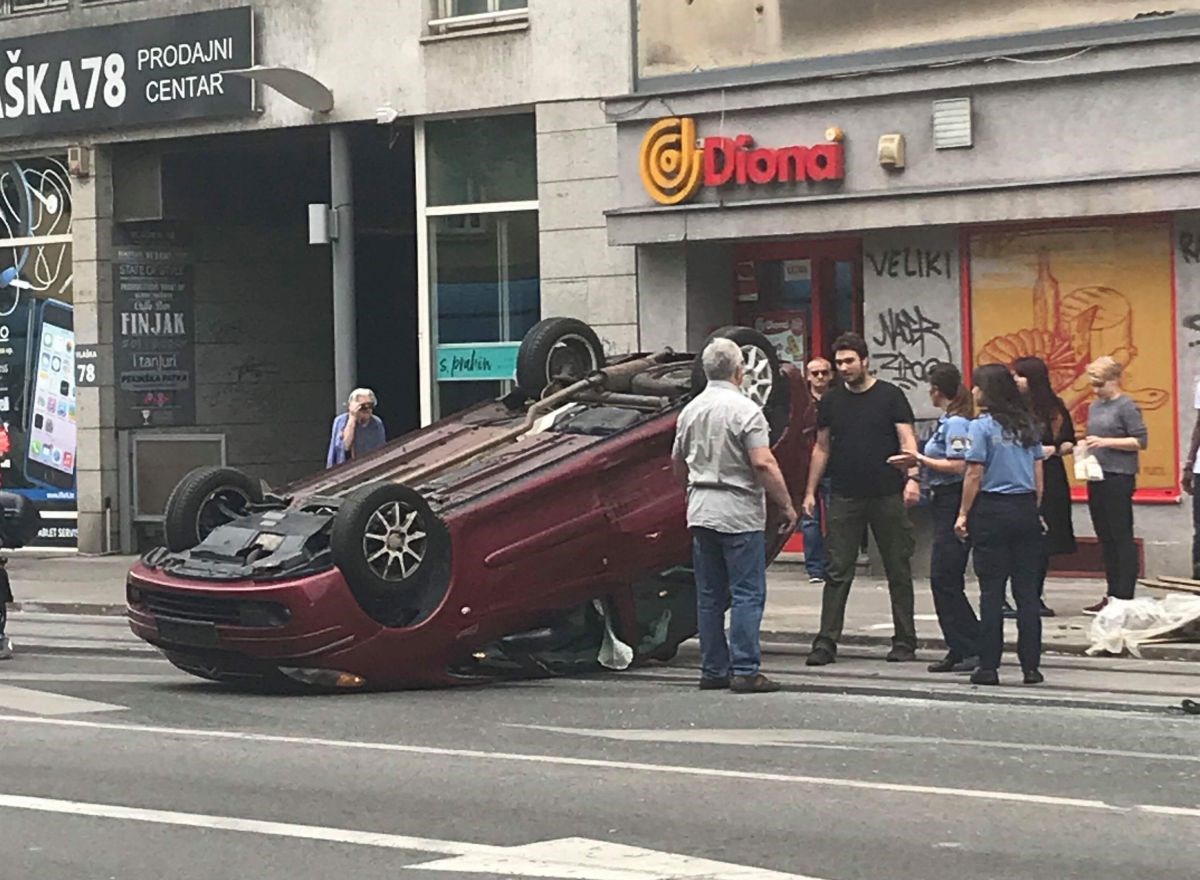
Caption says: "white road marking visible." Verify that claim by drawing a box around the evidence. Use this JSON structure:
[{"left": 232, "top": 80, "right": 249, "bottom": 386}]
[
  {"left": 0, "top": 714, "right": 1139, "bottom": 814},
  {"left": 514, "top": 725, "right": 1200, "bottom": 765},
  {"left": 0, "top": 686, "right": 126, "bottom": 716},
  {"left": 1136, "top": 804, "right": 1200, "bottom": 818},
  {"left": 0, "top": 794, "right": 821, "bottom": 880},
  {"left": 0, "top": 673, "right": 179, "bottom": 684},
  {"left": 417, "top": 836, "right": 821, "bottom": 879}
]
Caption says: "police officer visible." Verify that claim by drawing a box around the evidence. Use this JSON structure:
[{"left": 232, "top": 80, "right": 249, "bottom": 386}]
[
  {"left": 954, "top": 364, "right": 1046, "bottom": 686},
  {"left": 892, "top": 363, "right": 978, "bottom": 673}
]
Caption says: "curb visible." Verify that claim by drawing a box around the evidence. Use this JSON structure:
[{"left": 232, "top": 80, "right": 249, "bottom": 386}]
[
  {"left": 9, "top": 642, "right": 157, "bottom": 658},
  {"left": 760, "top": 629, "right": 1200, "bottom": 663}
]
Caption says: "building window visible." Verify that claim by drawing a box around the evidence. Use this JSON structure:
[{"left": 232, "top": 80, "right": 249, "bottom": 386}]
[
  {"left": 418, "top": 114, "right": 539, "bottom": 420},
  {"left": 429, "top": 0, "right": 528, "bottom": 33},
  {"left": 2, "top": 0, "right": 67, "bottom": 14}
]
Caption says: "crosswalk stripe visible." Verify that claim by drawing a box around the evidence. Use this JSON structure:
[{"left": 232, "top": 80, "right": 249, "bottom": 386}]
[{"left": 0, "top": 684, "right": 126, "bottom": 716}]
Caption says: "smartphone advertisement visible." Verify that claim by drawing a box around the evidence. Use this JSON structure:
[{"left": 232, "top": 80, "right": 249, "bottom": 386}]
[{"left": 1, "top": 156, "right": 77, "bottom": 548}]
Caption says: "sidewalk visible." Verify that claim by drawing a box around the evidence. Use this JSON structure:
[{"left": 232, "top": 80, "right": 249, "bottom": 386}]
[{"left": 3, "top": 552, "right": 1199, "bottom": 661}]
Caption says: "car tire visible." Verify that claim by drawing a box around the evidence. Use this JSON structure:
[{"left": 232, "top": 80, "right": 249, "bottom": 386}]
[
  {"left": 691, "top": 326, "right": 791, "bottom": 441},
  {"left": 516, "top": 317, "right": 606, "bottom": 398},
  {"left": 330, "top": 482, "right": 451, "bottom": 627},
  {"left": 629, "top": 362, "right": 693, "bottom": 398},
  {"left": 163, "top": 467, "right": 263, "bottom": 552}
]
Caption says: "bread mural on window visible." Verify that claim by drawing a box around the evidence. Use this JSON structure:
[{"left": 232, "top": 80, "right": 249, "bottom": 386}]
[{"left": 969, "top": 224, "right": 1176, "bottom": 493}]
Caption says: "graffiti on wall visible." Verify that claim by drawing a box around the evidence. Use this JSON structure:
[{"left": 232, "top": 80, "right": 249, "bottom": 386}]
[
  {"left": 870, "top": 304, "right": 953, "bottom": 390},
  {"left": 970, "top": 224, "right": 1176, "bottom": 488}
]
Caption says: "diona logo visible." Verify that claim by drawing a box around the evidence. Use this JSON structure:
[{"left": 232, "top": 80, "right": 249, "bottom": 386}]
[
  {"left": 638, "top": 116, "right": 845, "bottom": 206},
  {"left": 638, "top": 117, "right": 703, "bottom": 206}
]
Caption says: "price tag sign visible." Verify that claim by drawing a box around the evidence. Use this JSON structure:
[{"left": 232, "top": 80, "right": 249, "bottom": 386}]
[{"left": 75, "top": 344, "right": 102, "bottom": 387}]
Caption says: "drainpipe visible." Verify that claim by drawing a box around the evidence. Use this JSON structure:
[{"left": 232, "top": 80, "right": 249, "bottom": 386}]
[{"left": 330, "top": 126, "right": 357, "bottom": 406}]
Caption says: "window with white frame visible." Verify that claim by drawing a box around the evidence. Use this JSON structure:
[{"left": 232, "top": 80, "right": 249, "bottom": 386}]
[
  {"left": 430, "top": 0, "right": 528, "bottom": 33},
  {"left": 418, "top": 114, "right": 539, "bottom": 420},
  {"left": 2, "top": 0, "right": 67, "bottom": 14}
]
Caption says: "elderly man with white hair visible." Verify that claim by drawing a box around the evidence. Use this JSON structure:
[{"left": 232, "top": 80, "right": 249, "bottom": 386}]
[
  {"left": 671, "top": 338, "right": 797, "bottom": 694},
  {"left": 326, "top": 387, "right": 387, "bottom": 468}
]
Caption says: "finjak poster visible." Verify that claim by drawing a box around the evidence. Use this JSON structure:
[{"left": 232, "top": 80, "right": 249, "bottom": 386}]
[
  {"left": 0, "top": 157, "right": 77, "bottom": 548},
  {"left": 114, "top": 224, "right": 195, "bottom": 429}
]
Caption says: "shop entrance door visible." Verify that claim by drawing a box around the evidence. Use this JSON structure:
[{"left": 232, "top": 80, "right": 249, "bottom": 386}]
[{"left": 732, "top": 238, "right": 862, "bottom": 366}]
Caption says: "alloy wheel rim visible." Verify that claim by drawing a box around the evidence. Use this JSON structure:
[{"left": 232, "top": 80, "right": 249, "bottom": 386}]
[
  {"left": 363, "top": 501, "right": 428, "bottom": 582},
  {"left": 740, "top": 344, "right": 774, "bottom": 407}
]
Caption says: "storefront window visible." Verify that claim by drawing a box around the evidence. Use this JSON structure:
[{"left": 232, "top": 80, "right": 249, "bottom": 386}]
[
  {"left": 421, "top": 113, "right": 539, "bottom": 420},
  {"left": 425, "top": 115, "right": 537, "bottom": 206},
  {"left": 969, "top": 222, "right": 1177, "bottom": 499},
  {"left": 0, "top": 156, "right": 77, "bottom": 547},
  {"left": 430, "top": 211, "right": 540, "bottom": 415}
]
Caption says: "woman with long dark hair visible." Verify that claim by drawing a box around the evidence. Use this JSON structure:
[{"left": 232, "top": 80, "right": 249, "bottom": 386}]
[
  {"left": 955, "top": 364, "right": 1046, "bottom": 685},
  {"left": 1012, "top": 356, "right": 1076, "bottom": 617}
]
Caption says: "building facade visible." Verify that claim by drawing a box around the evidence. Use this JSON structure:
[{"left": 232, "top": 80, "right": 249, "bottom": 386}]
[
  {"left": 0, "top": 0, "right": 637, "bottom": 553},
  {"left": 607, "top": 1, "right": 1200, "bottom": 576}
]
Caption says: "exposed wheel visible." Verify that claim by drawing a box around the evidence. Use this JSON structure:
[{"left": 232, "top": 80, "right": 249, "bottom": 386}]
[
  {"left": 330, "top": 482, "right": 451, "bottom": 627},
  {"left": 630, "top": 362, "right": 693, "bottom": 397},
  {"left": 516, "top": 317, "right": 606, "bottom": 398},
  {"left": 163, "top": 467, "right": 262, "bottom": 552},
  {"left": 691, "top": 326, "right": 791, "bottom": 440}
]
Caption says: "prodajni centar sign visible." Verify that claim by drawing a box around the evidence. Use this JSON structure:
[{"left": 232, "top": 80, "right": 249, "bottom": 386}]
[{"left": 0, "top": 7, "right": 254, "bottom": 139}]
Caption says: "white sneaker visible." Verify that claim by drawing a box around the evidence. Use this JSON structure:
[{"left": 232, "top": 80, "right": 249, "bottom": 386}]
[{"left": 0, "top": 636, "right": 12, "bottom": 660}]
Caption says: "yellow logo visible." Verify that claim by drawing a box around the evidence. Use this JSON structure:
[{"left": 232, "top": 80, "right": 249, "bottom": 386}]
[{"left": 639, "top": 117, "right": 703, "bottom": 205}]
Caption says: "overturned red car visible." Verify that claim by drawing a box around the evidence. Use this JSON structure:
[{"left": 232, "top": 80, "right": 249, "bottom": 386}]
[{"left": 126, "top": 318, "right": 812, "bottom": 689}]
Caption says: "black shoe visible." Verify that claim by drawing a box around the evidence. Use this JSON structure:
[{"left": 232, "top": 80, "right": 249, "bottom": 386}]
[
  {"left": 1023, "top": 669, "right": 1044, "bottom": 685},
  {"left": 698, "top": 676, "right": 730, "bottom": 690},
  {"left": 928, "top": 653, "right": 978, "bottom": 673},
  {"left": 1039, "top": 601, "right": 1056, "bottom": 618},
  {"left": 730, "top": 673, "right": 781, "bottom": 694},
  {"left": 886, "top": 645, "right": 917, "bottom": 663},
  {"left": 806, "top": 647, "right": 836, "bottom": 666},
  {"left": 970, "top": 668, "right": 1000, "bottom": 686},
  {"left": 1002, "top": 601, "right": 1017, "bottom": 619}
]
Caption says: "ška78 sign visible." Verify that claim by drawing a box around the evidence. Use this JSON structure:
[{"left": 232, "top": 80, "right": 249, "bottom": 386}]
[{"left": 0, "top": 7, "right": 254, "bottom": 140}]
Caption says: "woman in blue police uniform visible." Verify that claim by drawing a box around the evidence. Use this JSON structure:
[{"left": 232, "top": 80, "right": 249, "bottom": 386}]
[
  {"left": 955, "top": 364, "right": 1046, "bottom": 686},
  {"left": 890, "top": 363, "right": 977, "bottom": 673}
]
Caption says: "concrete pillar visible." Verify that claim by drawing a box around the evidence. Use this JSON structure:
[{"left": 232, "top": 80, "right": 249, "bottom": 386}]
[
  {"left": 72, "top": 146, "right": 120, "bottom": 555},
  {"left": 636, "top": 244, "right": 687, "bottom": 352},
  {"left": 330, "top": 126, "right": 357, "bottom": 407}
]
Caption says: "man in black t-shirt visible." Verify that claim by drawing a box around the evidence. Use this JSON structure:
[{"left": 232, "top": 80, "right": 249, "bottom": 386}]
[{"left": 802, "top": 333, "right": 920, "bottom": 666}]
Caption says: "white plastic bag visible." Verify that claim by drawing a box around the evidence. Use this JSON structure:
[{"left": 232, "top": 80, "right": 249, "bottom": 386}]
[
  {"left": 1073, "top": 441, "right": 1105, "bottom": 482},
  {"left": 594, "top": 598, "right": 634, "bottom": 670},
  {"left": 1087, "top": 595, "right": 1200, "bottom": 657}
]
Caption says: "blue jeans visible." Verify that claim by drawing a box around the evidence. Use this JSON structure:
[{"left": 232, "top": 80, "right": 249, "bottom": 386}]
[
  {"left": 691, "top": 528, "right": 767, "bottom": 679},
  {"left": 800, "top": 478, "right": 831, "bottom": 578}
]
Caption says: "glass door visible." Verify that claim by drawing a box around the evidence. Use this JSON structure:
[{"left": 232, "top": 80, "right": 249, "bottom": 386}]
[{"left": 733, "top": 238, "right": 862, "bottom": 365}]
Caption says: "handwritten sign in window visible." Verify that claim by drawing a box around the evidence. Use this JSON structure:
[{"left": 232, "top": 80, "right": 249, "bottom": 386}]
[{"left": 436, "top": 342, "right": 520, "bottom": 382}]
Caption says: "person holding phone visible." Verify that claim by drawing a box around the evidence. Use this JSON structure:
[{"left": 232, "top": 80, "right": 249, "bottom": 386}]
[
  {"left": 889, "top": 363, "right": 978, "bottom": 673},
  {"left": 326, "top": 388, "right": 387, "bottom": 468},
  {"left": 954, "top": 365, "right": 1046, "bottom": 686}
]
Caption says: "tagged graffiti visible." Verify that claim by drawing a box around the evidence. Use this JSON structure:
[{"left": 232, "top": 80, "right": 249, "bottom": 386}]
[
  {"left": 870, "top": 305, "right": 953, "bottom": 390},
  {"left": 866, "top": 248, "right": 954, "bottom": 279}
]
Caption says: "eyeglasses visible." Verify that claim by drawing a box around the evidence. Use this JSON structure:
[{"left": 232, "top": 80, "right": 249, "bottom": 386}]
[
  {"left": 1089, "top": 380, "right": 1107, "bottom": 388},
  {"left": 809, "top": 370, "right": 830, "bottom": 377}
]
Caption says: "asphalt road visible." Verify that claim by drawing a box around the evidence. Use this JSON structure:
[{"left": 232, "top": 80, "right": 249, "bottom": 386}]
[{"left": 1, "top": 640, "right": 1198, "bottom": 880}]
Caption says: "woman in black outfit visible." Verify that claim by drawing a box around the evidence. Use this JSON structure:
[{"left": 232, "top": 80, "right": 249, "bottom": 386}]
[{"left": 1013, "top": 357, "right": 1076, "bottom": 617}]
